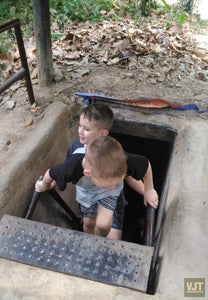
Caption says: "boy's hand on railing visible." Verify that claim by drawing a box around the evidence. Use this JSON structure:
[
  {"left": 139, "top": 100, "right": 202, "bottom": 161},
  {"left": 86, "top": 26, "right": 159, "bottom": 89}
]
[
  {"left": 35, "top": 170, "right": 56, "bottom": 192},
  {"left": 144, "top": 188, "right": 159, "bottom": 209},
  {"left": 35, "top": 179, "right": 50, "bottom": 192}
]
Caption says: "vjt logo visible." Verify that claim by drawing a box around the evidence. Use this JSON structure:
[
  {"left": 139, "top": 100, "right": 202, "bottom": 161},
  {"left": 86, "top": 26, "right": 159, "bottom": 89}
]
[
  {"left": 186, "top": 281, "right": 204, "bottom": 291},
  {"left": 184, "top": 278, "right": 205, "bottom": 297}
]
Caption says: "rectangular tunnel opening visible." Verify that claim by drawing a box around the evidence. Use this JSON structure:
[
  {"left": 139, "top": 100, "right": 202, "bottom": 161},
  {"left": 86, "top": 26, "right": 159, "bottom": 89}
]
[
  {"left": 26, "top": 117, "right": 178, "bottom": 248},
  {"left": 110, "top": 119, "right": 177, "bottom": 245}
]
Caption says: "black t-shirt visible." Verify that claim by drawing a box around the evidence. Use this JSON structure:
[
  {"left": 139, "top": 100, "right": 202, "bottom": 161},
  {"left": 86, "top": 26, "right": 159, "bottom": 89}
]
[
  {"left": 49, "top": 153, "right": 84, "bottom": 191},
  {"left": 126, "top": 153, "right": 148, "bottom": 180},
  {"left": 49, "top": 142, "right": 149, "bottom": 191}
]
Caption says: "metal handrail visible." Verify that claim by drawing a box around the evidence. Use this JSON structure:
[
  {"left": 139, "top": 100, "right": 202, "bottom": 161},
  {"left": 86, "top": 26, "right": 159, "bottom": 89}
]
[
  {"left": 0, "top": 19, "right": 35, "bottom": 104},
  {"left": 24, "top": 176, "right": 81, "bottom": 229},
  {"left": 143, "top": 205, "right": 155, "bottom": 246}
]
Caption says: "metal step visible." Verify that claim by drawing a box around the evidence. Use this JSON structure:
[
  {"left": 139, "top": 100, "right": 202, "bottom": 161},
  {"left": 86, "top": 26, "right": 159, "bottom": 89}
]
[{"left": 0, "top": 215, "right": 154, "bottom": 292}]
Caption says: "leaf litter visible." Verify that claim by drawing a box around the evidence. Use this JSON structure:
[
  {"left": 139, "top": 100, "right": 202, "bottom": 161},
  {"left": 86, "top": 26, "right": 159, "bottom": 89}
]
[{"left": 0, "top": 14, "right": 208, "bottom": 172}]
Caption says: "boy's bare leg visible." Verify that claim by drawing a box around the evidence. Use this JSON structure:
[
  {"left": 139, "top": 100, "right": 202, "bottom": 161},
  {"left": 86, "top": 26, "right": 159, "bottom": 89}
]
[
  {"left": 83, "top": 216, "right": 96, "bottom": 234},
  {"left": 95, "top": 205, "right": 114, "bottom": 237},
  {"left": 106, "top": 228, "right": 122, "bottom": 240}
]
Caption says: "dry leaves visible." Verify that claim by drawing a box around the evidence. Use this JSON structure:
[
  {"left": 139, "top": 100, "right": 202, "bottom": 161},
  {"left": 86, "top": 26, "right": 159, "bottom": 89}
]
[
  {"left": 1, "top": 14, "right": 208, "bottom": 100},
  {"left": 51, "top": 17, "right": 208, "bottom": 70}
]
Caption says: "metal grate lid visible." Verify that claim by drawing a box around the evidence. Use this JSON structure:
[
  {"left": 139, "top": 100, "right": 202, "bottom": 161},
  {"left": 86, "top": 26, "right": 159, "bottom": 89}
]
[{"left": 0, "top": 215, "right": 153, "bottom": 292}]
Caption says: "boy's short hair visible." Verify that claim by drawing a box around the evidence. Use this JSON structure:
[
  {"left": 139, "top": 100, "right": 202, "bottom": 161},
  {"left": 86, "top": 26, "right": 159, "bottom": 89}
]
[
  {"left": 85, "top": 136, "right": 127, "bottom": 179},
  {"left": 81, "top": 103, "right": 114, "bottom": 131}
]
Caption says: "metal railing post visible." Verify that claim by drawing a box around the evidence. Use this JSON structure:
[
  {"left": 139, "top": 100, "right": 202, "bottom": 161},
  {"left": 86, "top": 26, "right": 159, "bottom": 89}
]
[
  {"left": 0, "top": 19, "right": 35, "bottom": 105},
  {"left": 143, "top": 205, "right": 155, "bottom": 246}
]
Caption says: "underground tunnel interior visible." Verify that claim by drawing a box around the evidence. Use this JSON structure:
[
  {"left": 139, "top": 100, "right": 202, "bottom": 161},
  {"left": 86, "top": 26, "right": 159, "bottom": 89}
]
[{"left": 110, "top": 119, "right": 178, "bottom": 245}]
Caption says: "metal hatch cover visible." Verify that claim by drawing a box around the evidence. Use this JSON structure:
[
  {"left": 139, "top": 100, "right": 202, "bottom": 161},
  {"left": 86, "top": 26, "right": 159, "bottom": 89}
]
[{"left": 0, "top": 215, "right": 154, "bottom": 292}]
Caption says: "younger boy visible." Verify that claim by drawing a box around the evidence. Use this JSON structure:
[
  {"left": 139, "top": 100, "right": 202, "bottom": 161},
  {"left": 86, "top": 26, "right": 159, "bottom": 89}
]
[
  {"left": 36, "top": 136, "right": 127, "bottom": 237},
  {"left": 64, "top": 103, "right": 158, "bottom": 240}
]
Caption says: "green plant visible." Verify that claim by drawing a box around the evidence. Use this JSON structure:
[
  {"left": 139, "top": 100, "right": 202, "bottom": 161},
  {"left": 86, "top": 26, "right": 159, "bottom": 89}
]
[
  {"left": 159, "top": 1, "right": 187, "bottom": 28},
  {"left": 49, "top": 0, "right": 154, "bottom": 28},
  {"left": 49, "top": 0, "right": 117, "bottom": 27},
  {"left": 0, "top": 1, "right": 33, "bottom": 54},
  {"left": 0, "top": 0, "right": 33, "bottom": 36},
  {"left": 0, "top": 34, "right": 13, "bottom": 54},
  {"left": 176, "top": 10, "right": 186, "bottom": 26},
  {"left": 182, "top": 0, "right": 194, "bottom": 14},
  {"left": 160, "top": 0, "right": 170, "bottom": 10}
]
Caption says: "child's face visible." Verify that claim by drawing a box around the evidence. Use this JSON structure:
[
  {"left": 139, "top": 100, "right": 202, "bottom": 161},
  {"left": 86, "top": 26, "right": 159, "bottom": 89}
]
[{"left": 78, "top": 115, "right": 107, "bottom": 145}]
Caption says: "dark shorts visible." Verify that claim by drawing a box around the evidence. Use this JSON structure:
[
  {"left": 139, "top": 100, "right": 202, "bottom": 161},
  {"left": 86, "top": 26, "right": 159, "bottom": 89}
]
[
  {"left": 80, "top": 191, "right": 127, "bottom": 231},
  {"left": 80, "top": 195, "right": 118, "bottom": 218},
  {"left": 112, "top": 191, "right": 127, "bottom": 230}
]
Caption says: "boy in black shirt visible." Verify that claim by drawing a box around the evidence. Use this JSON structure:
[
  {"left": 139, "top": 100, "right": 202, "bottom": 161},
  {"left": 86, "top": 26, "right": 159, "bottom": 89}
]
[{"left": 36, "top": 136, "right": 127, "bottom": 237}]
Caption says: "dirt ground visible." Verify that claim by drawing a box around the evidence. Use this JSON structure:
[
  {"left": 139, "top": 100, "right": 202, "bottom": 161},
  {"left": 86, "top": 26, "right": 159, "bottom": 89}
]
[{"left": 0, "top": 22, "right": 208, "bottom": 177}]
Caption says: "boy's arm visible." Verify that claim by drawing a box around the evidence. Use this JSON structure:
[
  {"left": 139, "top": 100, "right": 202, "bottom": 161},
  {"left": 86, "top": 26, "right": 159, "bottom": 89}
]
[
  {"left": 125, "top": 173, "right": 158, "bottom": 208},
  {"left": 125, "top": 176, "right": 144, "bottom": 195},
  {"left": 35, "top": 154, "right": 84, "bottom": 193},
  {"left": 35, "top": 169, "right": 56, "bottom": 192},
  {"left": 35, "top": 142, "right": 82, "bottom": 193},
  {"left": 126, "top": 154, "right": 158, "bottom": 209},
  {"left": 142, "top": 162, "right": 159, "bottom": 209}
]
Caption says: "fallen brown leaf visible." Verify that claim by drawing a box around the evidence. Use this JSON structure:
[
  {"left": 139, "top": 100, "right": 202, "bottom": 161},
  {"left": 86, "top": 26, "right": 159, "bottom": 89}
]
[
  {"left": 192, "top": 48, "right": 207, "bottom": 59},
  {"left": 24, "top": 118, "right": 33, "bottom": 127},
  {"left": 31, "top": 67, "right": 38, "bottom": 79}
]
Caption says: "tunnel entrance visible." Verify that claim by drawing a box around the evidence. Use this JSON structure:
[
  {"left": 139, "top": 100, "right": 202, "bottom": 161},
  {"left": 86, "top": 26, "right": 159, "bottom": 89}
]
[
  {"left": 110, "top": 119, "right": 177, "bottom": 245},
  {"left": 0, "top": 104, "right": 179, "bottom": 294}
]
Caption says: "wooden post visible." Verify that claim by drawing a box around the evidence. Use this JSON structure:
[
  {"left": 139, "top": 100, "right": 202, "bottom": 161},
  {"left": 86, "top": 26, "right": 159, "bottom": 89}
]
[
  {"left": 141, "top": 0, "right": 147, "bottom": 16},
  {"left": 32, "top": 0, "right": 54, "bottom": 86}
]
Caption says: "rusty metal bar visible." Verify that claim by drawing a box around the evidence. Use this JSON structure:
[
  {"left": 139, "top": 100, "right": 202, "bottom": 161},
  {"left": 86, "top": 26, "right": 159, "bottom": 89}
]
[
  {"left": 14, "top": 21, "right": 35, "bottom": 104},
  {"left": 24, "top": 175, "right": 80, "bottom": 228},
  {"left": 24, "top": 188, "right": 81, "bottom": 228},
  {"left": 143, "top": 205, "right": 155, "bottom": 246},
  {"left": 48, "top": 189, "right": 81, "bottom": 226},
  {"left": 0, "top": 19, "right": 35, "bottom": 105},
  {"left": 0, "top": 19, "right": 20, "bottom": 33},
  {"left": 24, "top": 189, "right": 41, "bottom": 220},
  {"left": 25, "top": 188, "right": 81, "bottom": 229},
  {"left": 24, "top": 176, "right": 43, "bottom": 219},
  {"left": 0, "top": 68, "right": 25, "bottom": 94}
]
